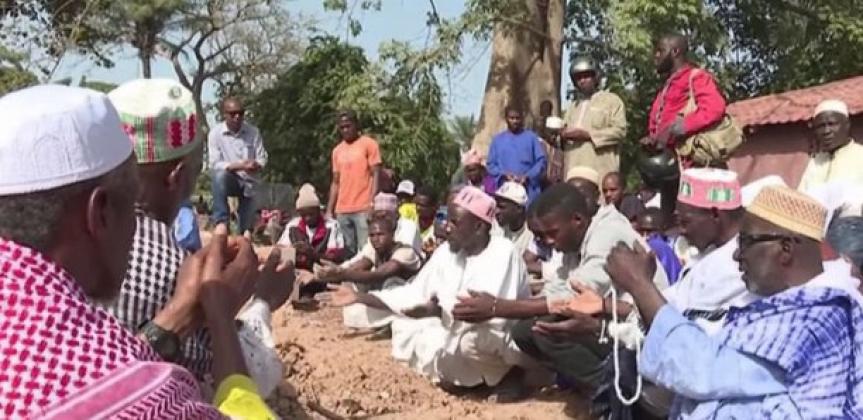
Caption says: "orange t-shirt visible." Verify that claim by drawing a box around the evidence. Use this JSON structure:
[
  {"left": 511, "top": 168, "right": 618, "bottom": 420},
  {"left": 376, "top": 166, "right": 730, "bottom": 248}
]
[{"left": 332, "top": 135, "right": 382, "bottom": 213}]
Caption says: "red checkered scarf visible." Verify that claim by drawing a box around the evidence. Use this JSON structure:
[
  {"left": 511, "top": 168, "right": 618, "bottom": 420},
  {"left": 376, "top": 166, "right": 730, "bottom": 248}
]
[{"left": 0, "top": 239, "right": 221, "bottom": 419}]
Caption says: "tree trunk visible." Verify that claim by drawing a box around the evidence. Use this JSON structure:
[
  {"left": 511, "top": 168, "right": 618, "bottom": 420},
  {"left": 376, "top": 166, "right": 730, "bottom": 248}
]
[
  {"left": 470, "top": 0, "right": 564, "bottom": 155},
  {"left": 139, "top": 50, "right": 152, "bottom": 78}
]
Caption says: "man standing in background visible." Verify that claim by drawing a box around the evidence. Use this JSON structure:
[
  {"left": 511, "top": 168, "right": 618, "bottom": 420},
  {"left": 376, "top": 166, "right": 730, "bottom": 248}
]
[
  {"left": 487, "top": 106, "right": 547, "bottom": 204},
  {"left": 561, "top": 57, "right": 627, "bottom": 181},
  {"left": 327, "top": 110, "right": 382, "bottom": 256},
  {"left": 208, "top": 96, "right": 268, "bottom": 234}
]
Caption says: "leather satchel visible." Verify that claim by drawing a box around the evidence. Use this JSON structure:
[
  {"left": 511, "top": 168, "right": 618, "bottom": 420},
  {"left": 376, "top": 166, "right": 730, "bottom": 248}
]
[{"left": 675, "top": 69, "right": 744, "bottom": 167}]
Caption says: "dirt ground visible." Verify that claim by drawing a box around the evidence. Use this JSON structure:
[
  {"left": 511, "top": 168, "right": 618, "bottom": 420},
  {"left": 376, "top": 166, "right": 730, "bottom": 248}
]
[{"left": 266, "top": 304, "right": 594, "bottom": 420}]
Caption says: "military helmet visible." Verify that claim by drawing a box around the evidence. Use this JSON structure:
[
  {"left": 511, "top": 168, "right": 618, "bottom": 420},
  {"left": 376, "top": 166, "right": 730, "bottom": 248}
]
[{"left": 570, "top": 57, "right": 598, "bottom": 75}]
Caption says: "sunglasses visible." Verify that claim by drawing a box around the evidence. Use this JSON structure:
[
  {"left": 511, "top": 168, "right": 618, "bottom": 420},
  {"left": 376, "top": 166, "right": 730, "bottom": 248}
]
[
  {"left": 226, "top": 110, "right": 245, "bottom": 117},
  {"left": 738, "top": 233, "right": 800, "bottom": 250}
]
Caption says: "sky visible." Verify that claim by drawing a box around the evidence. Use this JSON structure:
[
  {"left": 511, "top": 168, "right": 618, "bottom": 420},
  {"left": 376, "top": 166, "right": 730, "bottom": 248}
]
[{"left": 52, "top": 0, "right": 573, "bottom": 119}]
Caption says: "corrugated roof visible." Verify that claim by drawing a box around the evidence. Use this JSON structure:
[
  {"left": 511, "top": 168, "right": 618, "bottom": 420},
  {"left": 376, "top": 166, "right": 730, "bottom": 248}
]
[{"left": 727, "top": 75, "right": 863, "bottom": 128}]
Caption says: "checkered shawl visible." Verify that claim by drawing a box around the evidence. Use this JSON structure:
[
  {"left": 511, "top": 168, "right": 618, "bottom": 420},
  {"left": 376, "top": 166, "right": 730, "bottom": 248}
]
[
  {"left": 105, "top": 210, "right": 212, "bottom": 378},
  {"left": 0, "top": 239, "right": 221, "bottom": 418},
  {"left": 719, "top": 286, "right": 863, "bottom": 419}
]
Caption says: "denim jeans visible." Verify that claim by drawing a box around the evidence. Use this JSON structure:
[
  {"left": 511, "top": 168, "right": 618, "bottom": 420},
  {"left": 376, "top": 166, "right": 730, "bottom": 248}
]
[
  {"left": 210, "top": 169, "right": 256, "bottom": 234},
  {"left": 337, "top": 211, "right": 369, "bottom": 257}
]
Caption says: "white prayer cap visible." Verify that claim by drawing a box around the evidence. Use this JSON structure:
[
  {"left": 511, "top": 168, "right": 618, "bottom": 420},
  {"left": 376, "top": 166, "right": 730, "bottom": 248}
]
[
  {"left": 813, "top": 99, "right": 849, "bottom": 118},
  {"left": 495, "top": 181, "right": 528, "bottom": 207},
  {"left": 0, "top": 85, "right": 133, "bottom": 195},
  {"left": 741, "top": 175, "right": 786, "bottom": 207},
  {"left": 396, "top": 180, "right": 415, "bottom": 196}
]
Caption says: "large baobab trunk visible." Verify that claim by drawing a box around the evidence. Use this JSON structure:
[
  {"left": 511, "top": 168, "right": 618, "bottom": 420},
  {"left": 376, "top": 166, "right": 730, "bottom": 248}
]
[{"left": 471, "top": 0, "right": 564, "bottom": 155}]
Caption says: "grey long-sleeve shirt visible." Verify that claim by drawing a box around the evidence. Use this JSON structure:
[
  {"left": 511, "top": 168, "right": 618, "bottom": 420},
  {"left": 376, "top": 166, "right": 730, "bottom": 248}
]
[{"left": 207, "top": 121, "right": 268, "bottom": 181}]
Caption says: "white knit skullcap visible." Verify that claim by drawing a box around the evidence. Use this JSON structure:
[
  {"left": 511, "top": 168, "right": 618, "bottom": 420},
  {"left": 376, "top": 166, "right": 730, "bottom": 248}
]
[
  {"left": 813, "top": 99, "right": 849, "bottom": 118},
  {"left": 0, "top": 85, "right": 133, "bottom": 195}
]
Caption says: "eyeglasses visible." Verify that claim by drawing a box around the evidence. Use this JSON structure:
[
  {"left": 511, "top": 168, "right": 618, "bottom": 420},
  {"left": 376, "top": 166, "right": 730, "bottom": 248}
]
[
  {"left": 226, "top": 110, "right": 245, "bottom": 117},
  {"left": 738, "top": 233, "right": 800, "bottom": 250}
]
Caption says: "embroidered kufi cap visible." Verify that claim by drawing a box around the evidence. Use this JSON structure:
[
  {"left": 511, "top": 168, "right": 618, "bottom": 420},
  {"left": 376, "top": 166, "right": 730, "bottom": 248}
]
[
  {"left": 373, "top": 193, "right": 399, "bottom": 212},
  {"left": 108, "top": 79, "right": 199, "bottom": 163},
  {"left": 747, "top": 185, "right": 827, "bottom": 241},
  {"left": 453, "top": 186, "right": 496, "bottom": 224},
  {"left": 0, "top": 85, "right": 133, "bottom": 195},
  {"left": 678, "top": 168, "right": 741, "bottom": 210}
]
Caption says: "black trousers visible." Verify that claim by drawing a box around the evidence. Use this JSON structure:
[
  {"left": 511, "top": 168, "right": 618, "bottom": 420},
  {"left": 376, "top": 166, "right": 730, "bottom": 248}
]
[{"left": 511, "top": 315, "right": 611, "bottom": 388}]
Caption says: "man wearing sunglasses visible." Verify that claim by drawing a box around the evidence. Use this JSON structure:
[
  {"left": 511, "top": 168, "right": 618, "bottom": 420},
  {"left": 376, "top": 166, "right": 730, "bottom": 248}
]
[
  {"left": 606, "top": 185, "right": 863, "bottom": 418},
  {"left": 208, "top": 96, "right": 268, "bottom": 234}
]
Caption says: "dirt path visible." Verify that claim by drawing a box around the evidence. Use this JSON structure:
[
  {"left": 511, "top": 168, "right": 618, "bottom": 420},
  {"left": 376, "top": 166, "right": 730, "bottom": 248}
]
[{"left": 267, "top": 305, "right": 593, "bottom": 419}]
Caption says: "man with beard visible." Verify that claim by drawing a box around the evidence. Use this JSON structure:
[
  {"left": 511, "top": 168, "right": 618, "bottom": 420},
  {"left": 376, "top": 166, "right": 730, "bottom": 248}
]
[
  {"left": 561, "top": 57, "right": 627, "bottom": 181},
  {"left": 643, "top": 33, "right": 728, "bottom": 217},
  {"left": 327, "top": 186, "right": 531, "bottom": 401},
  {"left": 798, "top": 99, "right": 863, "bottom": 191}
]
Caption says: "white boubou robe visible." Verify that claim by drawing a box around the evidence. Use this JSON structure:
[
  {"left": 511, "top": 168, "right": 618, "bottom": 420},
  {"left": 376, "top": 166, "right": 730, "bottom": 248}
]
[
  {"left": 372, "top": 236, "right": 531, "bottom": 387},
  {"left": 662, "top": 236, "right": 757, "bottom": 335}
]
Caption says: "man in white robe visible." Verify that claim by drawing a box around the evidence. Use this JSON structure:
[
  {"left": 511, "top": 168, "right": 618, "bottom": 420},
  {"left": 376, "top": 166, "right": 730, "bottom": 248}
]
[
  {"left": 328, "top": 186, "right": 532, "bottom": 399},
  {"left": 798, "top": 99, "right": 863, "bottom": 192}
]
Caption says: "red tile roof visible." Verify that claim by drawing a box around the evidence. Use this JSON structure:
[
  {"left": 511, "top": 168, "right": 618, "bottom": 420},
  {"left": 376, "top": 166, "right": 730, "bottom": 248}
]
[{"left": 727, "top": 75, "right": 863, "bottom": 128}]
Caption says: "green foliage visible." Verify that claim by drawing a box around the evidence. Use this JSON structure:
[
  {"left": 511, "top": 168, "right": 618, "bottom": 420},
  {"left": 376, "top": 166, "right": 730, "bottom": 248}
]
[
  {"left": 0, "top": 46, "right": 37, "bottom": 95},
  {"left": 249, "top": 36, "right": 459, "bottom": 198},
  {"left": 564, "top": 0, "right": 863, "bottom": 183},
  {"left": 448, "top": 115, "right": 477, "bottom": 151},
  {"left": 78, "top": 77, "right": 118, "bottom": 93}
]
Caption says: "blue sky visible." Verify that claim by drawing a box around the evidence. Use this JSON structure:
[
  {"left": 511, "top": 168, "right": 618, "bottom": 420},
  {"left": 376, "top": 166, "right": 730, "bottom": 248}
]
[{"left": 53, "top": 0, "right": 573, "bottom": 119}]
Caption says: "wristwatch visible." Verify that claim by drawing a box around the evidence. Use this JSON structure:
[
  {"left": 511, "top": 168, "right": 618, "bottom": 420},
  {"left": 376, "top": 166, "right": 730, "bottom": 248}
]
[{"left": 139, "top": 321, "right": 182, "bottom": 363}]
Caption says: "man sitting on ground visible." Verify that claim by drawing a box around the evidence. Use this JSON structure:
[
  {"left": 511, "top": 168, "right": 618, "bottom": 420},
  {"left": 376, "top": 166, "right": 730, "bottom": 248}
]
[
  {"left": 523, "top": 166, "right": 602, "bottom": 279},
  {"left": 369, "top": 192, "right": 422, "bottom": 254},
  {"left": 602, "top": 171, "right": 645, "bottom": 221},
  {"left": 415, "top": 185, "right": 440, "bottom": 255},
  {"left": 0, "top": 84, "right": 276, "bottom": 417},
  {"left": 606, "top": 185, "right": 863, "bottom": 418},
  {"left": 107, "top": 79, "right": 295, "bottom": 391},
  {"left": 636, "top": 208, "right": 682, "bottom": 286},
  {"left": 459, "top": 183, "right": 668, "bottom": 389},
  {"left": 396, "top": 180, "right": 419, "bottom": 223},
  {"left": 491, "top": 181, "right": 534, "bottom": 256},
  {"left": 278, "top": 183, "right": 345, "bottom": 303},
  {"left": 316, "top": 218, "right": 422, "bottom": 335},
  {"left": 328, "top": 186, "right": 532, "bottom": 401}
]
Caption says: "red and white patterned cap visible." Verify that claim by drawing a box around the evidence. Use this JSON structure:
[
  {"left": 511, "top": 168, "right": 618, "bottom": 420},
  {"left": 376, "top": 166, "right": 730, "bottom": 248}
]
[
  {"left": 678, "top": 168, "right": 742, "bottom": 210},
  {"left": 109, "top": 79, "right": 199, "bottom": 163}
]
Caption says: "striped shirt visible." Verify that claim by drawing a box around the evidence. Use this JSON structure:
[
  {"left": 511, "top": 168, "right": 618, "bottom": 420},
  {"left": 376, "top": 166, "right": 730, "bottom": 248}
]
[{"left": 104, "top": 209, "right": 212, "bottom": 378}]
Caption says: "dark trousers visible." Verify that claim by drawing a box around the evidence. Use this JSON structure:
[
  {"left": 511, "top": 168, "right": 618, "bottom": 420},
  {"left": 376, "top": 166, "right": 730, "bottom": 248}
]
[{"left": 511, "top": 315, "right": 611, "bottom": 388}]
